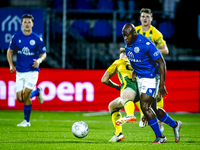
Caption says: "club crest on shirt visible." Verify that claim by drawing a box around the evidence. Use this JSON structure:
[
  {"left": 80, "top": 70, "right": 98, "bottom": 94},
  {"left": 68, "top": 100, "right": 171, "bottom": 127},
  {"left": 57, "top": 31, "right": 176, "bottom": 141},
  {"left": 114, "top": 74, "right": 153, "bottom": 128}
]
[
  {"left": 134, "top": 47, "right": 140, "bottom": 53},
  {"left": 30, "top": 40, "right": 35, "bottom": 46}
]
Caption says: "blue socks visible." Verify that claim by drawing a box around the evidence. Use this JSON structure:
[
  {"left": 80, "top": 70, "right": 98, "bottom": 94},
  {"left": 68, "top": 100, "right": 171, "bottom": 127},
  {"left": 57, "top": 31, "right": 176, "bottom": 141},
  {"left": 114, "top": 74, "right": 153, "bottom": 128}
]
[
  {"left": 25, "top": 89, "right": 39, "bottom": 122},
  {"left": 159, "top": 113, "right": 176, "bottom": 128},
  {"left": 148, "top": 113, "right": 176, "bottom": 137},
  {"left": 24, "top": 104, "right": 32, "bottom": 122},
  {"left": 30, "top": 88, "right": 39, "bottom": 98},
  {"left": 148, "top": 118, "right": 162, "bottom": 137}
]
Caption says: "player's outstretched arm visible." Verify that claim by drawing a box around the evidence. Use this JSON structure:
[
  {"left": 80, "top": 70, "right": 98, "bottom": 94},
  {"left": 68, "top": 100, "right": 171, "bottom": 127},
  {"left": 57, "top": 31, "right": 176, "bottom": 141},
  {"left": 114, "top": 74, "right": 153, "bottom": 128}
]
[
  {"left": 101, "top": 71, "right": 121, "bottom": 91},
  {"left": 158, "top": 43, "right": 169, "bottom": 55},
  {"left": 155, "top": 56, "right": 168, "bottom": 98},
  {"left": 7, "top": 48, "right": 15, "bottom": 73}
]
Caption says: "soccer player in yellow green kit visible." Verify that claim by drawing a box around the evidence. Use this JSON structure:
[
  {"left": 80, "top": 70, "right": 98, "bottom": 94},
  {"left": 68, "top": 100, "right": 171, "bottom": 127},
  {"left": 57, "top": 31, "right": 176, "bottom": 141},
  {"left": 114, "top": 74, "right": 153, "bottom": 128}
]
[
  {"left": 101, "top": 48, "right": 138, "bottom": 142},
  {"left": 135, "top": 8, "right": 169, "bottom": 131}
]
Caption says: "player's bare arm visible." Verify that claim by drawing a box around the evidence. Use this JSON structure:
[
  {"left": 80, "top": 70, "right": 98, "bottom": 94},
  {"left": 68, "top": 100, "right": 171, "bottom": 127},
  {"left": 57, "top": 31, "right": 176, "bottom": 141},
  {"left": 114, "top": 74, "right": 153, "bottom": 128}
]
[
  {"left": 7, "top": 48, "right": 15, "bottom": 73},
  {"left": 158, "top": 43, "right": 169, "bottom": 55},
  {"left": 32, "top": 53, "right": 47, "bottom": 68},
  {"left": 101, "top": 71, "right": 121, "bottom": 91},
  {"left": 155, "top": 57, "right": 168, "bottom": 98},
  {"left": 132, "top": 70, "right": 137, "bottom": 82}
]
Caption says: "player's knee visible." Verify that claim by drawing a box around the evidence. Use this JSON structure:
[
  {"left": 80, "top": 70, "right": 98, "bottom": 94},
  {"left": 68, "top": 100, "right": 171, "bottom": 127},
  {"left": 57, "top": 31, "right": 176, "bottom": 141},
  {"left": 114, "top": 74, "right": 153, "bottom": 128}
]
[
  {"left": 108, "top": 102, "right": 114, "bottom": 113},
  {"left": 16, "top": 94, "right": 24, "bottom": 103},
  {"left": 156, "top": 107, "right": 166, "bottom": 119},
  {"left": 141, "top": 103, "right": 149, "bottom": 113},
  {"left": 17, "top": 98, "right": 24, "bottom": 103}
]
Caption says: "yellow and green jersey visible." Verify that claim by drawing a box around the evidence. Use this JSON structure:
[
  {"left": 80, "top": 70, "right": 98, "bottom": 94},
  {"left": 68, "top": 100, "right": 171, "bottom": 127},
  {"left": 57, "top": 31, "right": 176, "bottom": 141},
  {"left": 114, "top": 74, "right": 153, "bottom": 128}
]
[
  {"left": 107, "top": 58, "right": 137, "bottom": 92},
  {"left": 135, "top": 25, "right": 166, "bottom": 47}
]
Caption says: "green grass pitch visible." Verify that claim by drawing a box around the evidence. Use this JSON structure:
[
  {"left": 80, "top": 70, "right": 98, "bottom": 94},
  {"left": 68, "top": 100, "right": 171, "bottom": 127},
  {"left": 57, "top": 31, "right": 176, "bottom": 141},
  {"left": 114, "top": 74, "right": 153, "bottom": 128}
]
[{"left": 0, "top": 110, "right": 200, "bottom": 150}]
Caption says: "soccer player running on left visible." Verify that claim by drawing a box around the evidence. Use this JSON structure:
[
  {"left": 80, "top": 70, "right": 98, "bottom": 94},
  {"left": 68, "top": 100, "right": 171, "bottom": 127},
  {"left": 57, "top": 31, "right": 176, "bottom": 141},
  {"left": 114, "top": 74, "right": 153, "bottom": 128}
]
[
  {"left": 120, "top": 23, "right": 182, "bottom": 143},
  {"left": 101, "top": 48, "right": 138, "bottom": 142},
  {"left": 7, "top": 14, "right": 47, "bottom": 127}
]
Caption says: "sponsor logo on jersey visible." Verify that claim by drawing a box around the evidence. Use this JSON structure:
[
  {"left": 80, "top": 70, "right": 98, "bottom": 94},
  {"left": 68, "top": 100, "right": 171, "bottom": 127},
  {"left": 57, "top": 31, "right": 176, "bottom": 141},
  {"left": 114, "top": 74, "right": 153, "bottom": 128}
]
[
  {"left": 127, "top": 51, "right": 134, "bottom": 58},
  {"left": 17, "top": 47, "right": 34, "bottom": 56},
  {"left": 127, "top": 51, "right": 141, "bottom": 62}
]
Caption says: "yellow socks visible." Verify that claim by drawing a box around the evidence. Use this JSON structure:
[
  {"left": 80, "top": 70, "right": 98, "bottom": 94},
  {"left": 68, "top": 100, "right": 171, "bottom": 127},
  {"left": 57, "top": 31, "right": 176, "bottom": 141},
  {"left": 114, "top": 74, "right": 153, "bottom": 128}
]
[
  {"left": 124, "top": 100, "right": 135, "bottom": 116},
  {"left": 136, "top": 101, "right": 143, "bottom": 115},
  {"left": 111, "top": 111, "right": 122, "bottom": 135},
  {"left": 157, "top": 97, "right": 164, "bottom": 109}
]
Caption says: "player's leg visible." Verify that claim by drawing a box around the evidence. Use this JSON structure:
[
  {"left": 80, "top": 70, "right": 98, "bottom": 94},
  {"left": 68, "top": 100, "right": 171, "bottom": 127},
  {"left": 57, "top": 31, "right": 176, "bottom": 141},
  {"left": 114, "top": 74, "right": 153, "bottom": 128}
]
[
  {"left": 30, "top": 71, "right": 44, "bottom": 103},
  {"left": 108, "top": 97, "right": 124, "bottom": 142},
  {"left": 30, "top": 87, "right": 44, "bottom": 103},
  {"left": 16, "top": 72, "right": 25, "bottom": 102},
  {"left": 155, "top": 74, "right": 164, "bottom": 131},
  {"left": 141, "top": 94, "right": 166, "bottom": 143},
  {"left": 156, "top": 93, "right": 164, "bottom": 132},
  {"left": 135, "top": 100, "right": 147, "bottom": 127},
  {"left": 15, "top": 72, "right": 30, "bottom": 127},
  {"left": 138, "top": 77, "right": 166, "bottom": 143},
  {"left": 154, "top": 74, "right": 182, "bottom": 142},
  {"left": 152, "top": 102, "right": 182, "bottom": 143},
  {"left": 115, "top": 88, "right": 137, "bottom": 126},
  {"left": 17, "top": 72, "right": 39, "bottom": 127}
]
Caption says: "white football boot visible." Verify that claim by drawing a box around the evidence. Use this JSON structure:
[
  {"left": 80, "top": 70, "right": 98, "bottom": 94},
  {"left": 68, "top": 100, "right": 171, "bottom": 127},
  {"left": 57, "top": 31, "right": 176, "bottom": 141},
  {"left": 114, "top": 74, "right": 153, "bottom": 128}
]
[
  {"left": 139, "top": 115, "right": 147, "bottom": 127},
  {"left": 17, "top": 120, "right": 31, "bottom": 127},
  {"left": 109, "top": 132, "right": 125, "bottom": 142},
  {"left": 37, "top": 87, "right": 44, "bottom": 104},
  {"left": 173, "top": 121, "right": 182, "bottom": 143}
]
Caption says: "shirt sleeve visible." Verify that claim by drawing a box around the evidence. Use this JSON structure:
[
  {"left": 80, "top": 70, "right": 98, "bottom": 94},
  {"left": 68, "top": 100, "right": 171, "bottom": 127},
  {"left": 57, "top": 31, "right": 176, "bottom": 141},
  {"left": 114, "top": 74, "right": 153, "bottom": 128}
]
[
  {"left": 106, "top": 60, "right": 119, "bottom": 76},
  {"left": 146, "top": 41, "right": 162, "bottom": 61},
  {"left": 154, "top": 29, "right": 166, "bottom": 47},
  {"left": 37, "top": 37, "right": 46, "bottom": 54},
  {"left": 8, "top": 34, "right": 16, "bottom": 51}
]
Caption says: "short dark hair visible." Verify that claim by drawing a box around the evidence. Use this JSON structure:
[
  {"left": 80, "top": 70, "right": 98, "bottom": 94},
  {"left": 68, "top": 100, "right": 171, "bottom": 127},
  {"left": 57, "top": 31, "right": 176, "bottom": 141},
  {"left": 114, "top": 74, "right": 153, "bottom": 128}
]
[
  {"left": 140, "top": 8, "right": 153, "bottom": 17},
  {"left": 21, "top": 14, "right": 34, "bottom": 23}
]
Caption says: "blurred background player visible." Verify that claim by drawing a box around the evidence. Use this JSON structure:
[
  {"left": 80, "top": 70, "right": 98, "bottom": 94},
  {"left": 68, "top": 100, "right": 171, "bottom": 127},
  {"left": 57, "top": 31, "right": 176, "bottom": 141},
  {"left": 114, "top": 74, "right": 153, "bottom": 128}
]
[
  {"left": 135, "top": 8, "right": 169, "bottom": 131},
  {"left": 101, "top": 48, "right": 138, "bottom": 142},
  {"left": 7, "top": 14, "right": 47, "bottom": 127},
  {"left": 122, "top": 23, "right": 182, "bottom": 143}
]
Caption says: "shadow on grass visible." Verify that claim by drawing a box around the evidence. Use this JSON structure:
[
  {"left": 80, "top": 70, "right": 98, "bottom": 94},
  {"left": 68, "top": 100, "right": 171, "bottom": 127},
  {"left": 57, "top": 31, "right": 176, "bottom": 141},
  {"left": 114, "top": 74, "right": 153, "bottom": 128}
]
[
  {"left": 1, "top": 140, "right": 200, "bottom": 145},
  {"left": 0, "top": 140, "right": 103, "bottom": 144}
]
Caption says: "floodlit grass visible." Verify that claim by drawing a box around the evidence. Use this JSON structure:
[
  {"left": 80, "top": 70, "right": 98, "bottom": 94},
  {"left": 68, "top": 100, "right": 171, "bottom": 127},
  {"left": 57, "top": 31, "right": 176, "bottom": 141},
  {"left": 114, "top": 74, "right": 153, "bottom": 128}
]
[{"left": 0, "top": 110, "right": 200, "bottom": 150}]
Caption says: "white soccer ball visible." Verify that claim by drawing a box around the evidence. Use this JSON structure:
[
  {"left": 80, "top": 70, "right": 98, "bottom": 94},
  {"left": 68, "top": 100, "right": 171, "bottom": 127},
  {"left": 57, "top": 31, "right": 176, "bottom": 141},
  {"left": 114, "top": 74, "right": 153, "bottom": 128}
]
[{"left": 72, "top": 121, "right": 89, "bottom": 138}]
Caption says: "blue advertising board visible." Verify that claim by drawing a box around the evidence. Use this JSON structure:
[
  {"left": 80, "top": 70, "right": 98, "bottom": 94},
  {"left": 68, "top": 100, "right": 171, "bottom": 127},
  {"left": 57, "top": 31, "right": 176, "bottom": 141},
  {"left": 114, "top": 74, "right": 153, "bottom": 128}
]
[{"left": 0, "top": 8, "right": 44, "bottom": 49}]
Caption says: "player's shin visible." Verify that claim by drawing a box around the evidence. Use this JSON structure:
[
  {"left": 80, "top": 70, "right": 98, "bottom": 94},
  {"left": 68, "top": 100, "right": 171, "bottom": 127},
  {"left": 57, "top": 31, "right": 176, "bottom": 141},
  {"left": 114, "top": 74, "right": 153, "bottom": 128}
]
[
  {"left": 24, "top": 104, "right": 32, "bottom": 122},
  {"left": 111, "top": 111, "right": 122, "bottom": 135},
  {"left": 124, "top": 100, "right": 135, "bottom": 116},
  {"left": 148, "top": 118, "right": 162, "bottom": 137},
  {"left": 159, "top": 112, "right": 176, "bottom": 128}
]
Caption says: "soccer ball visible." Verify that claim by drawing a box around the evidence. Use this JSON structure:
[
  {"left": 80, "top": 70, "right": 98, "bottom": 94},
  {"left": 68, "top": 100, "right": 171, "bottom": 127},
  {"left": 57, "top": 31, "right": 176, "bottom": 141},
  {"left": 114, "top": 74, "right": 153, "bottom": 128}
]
[{"left": 72, "top": 121, "right": 89, "bottom": 138}]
